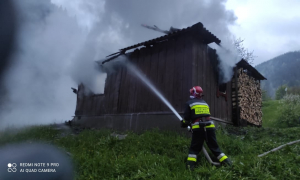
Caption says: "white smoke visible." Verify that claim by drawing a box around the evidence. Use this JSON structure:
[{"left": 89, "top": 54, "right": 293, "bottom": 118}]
[
  {"left": 0, "top": 0, "right": 87, "bottom": 129},
  {"left": 69, "top": 37, "right": 107, "bottom": 95},
  {"left": 56, "top": 0, "right": 239, "bottom": 84},
  {"left": 214, "top": 38, "right": 241, "bottom": 83},
  {"left": 0, "top": 0, "right": 240, "bottom": 129}
]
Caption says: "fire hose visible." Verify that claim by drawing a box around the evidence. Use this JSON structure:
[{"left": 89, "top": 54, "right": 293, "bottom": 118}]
[{"left": 120, "top": 60, "right": 221, "bottom": 166}]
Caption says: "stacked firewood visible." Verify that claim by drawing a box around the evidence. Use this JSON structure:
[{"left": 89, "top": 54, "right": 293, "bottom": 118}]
[{"left": 232, "top": 68, "right": 262, "bottom": 126}]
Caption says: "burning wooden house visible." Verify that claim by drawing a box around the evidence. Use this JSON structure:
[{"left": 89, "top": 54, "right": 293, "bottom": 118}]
[{"left": 72, "top": 22, "right": 266, "bottom": 131}]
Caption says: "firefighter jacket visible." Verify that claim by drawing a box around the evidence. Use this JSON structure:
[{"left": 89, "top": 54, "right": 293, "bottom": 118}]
[{"left": 183, "top": 98, "right": 211, "bottom": 124}]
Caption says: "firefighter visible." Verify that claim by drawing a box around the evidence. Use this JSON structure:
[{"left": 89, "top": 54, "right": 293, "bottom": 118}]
[{"left": 180, "top": 86, "right": 232, "bottom": 170}]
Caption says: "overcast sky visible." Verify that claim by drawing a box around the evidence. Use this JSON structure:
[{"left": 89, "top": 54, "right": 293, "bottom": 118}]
[
  {"left": 226, "top": 0, "right": 300, "bottom": 65},
  {"left": 51, "top": 0, "right": 300, "bottom": 66}
]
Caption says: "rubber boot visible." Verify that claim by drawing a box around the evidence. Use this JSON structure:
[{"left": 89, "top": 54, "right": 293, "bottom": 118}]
[
  {"left": 186, "top": 161, "right": 196, "bottom": 171},
  {"left": 222, "top": 158, "right": 232, "bottom": 167}
]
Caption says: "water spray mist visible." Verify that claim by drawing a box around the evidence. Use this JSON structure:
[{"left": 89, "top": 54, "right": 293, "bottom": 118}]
[
  {"left": 102, "top": 56, "right": 220, "bottom": 166},
  {"left": 122, "top": 56, "right": 182, "bottom": 121}
]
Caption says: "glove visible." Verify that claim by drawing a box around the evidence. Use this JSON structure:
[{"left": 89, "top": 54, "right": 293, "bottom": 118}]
[{"left": 180, "top": 119, "right": 188, "bottom": 128}]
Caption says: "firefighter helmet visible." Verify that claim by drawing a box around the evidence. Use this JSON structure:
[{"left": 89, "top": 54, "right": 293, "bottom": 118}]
[{"left": 190, "top": 86, "right": 203, "bottom": 98}]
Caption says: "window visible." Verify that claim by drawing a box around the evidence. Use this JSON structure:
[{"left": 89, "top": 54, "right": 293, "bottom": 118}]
[
  {"left": 217, "top": 83, "right": 227, "bottom": 101},
  {"left": 219, "top": 83, "right": 227, "bottom": 94}
]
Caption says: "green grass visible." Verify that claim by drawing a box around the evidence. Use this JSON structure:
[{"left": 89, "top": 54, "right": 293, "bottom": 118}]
[
  {"left": 262, "top": 100, "right": 281, "bottom": 127},
  {"left": 1, "top": 125, "right": 300, "bottom": 180}
]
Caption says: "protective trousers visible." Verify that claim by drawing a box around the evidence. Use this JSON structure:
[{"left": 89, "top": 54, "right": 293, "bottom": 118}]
[{"left": 187, "top": 127, "right": 228, "bottom": 169}]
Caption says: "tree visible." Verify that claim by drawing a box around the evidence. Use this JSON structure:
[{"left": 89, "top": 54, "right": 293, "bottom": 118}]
[
  {"left": 262, "top": 90, "right": 271, "bottom": 101},
  {"left": 287, "top": 86, "right": 300, "bottom": 95},
  {"left": 275, "top": 85, "right": 287, "bottom": 100},
  {"left": 234, "top": 38, "right": 256, "bottom": 65}
]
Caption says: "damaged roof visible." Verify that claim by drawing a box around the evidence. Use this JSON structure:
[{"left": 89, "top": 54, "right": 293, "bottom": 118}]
[
  {"left": 119, "top": 22, "right": 220, "bottom": 52},
  {"left": 102, "top": 22, "right": 220, "bottom": 64}
]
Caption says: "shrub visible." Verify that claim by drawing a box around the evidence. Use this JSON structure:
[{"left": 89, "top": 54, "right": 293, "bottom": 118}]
[{"left": 276, "top": 94, "right": 300, "bottom": 127}]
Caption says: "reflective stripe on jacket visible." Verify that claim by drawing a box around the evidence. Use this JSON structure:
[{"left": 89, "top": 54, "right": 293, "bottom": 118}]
[{"left": 183, "top": 98, "right": 211, "bottom": 124}]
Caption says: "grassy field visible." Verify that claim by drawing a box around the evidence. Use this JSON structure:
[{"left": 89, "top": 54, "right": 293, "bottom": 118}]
[
  {"left": 1, "top": 122, "right": 300, "bottom": 179},
  {"left": 1, "top": 100, "right": 299, "bottom": 179},
  {"left": 262, "top": 100, "right": 281, "bottom": 127}
]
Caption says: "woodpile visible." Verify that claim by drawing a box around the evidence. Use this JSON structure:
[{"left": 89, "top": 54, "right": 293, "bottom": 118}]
[{"left": 232, "top": 68, "right": 262, "bottom": 126}]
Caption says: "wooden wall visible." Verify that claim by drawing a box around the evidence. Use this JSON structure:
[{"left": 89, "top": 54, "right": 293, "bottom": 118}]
[
  {"left": 191, "top": 41, "right": 232, "bottom": 122},
  {"left": 116, "top": 35, "right": 192, "bottom": 114},
  {"left": 75, "top": 34, "right": 232, "bottom": 123}
]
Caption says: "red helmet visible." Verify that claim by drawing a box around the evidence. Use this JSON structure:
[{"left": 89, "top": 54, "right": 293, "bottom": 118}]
[{"left": 190, "top": 86, "right": 203, "bottom": 98}]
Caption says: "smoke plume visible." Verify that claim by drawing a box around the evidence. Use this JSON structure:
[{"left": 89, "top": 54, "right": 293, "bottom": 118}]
[
  {"left": 0, "top": 0, "right": 239, "bottom": 129},
  {"left": 56, "top": 0, "right": 239, "bottom": 83},
  {"left": 215, "top": 40, "right": 241, "bottom": 83},
  {"left": 0, "top": 0, "right": 86, "bottom": 129}
]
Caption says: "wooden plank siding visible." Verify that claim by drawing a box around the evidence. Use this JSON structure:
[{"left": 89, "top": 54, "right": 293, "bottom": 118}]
[
  {"left": 191, "top": 39, "right": 198, "bottom": 90},
  {"left": 148, "top": 44, "right": 160, "bottom": 112},
  {"left": 204, "top": 45, "right": 213, "bottom": 116},
  {"left": 141, "top": 47, "right": 151, "bottom": 112},
  {"left": 94, "top": 95, "right": 105, "bottom": 115},
  {"left": 203, "top": 43, "right": 209, "bottom": 117},
  {"left": 203, "top": 45, "right": 211, "bottom": 116},
  {"left": 163, "top": 40, "right": 175, "bottom": 112},
  {"left": 113, "top": 68, "right": 122, "bottom": 113},
  {"left": 183, "top": 36, "right": 194, "bottom": 108},
  {"left": 118, "top": 66, "right": 129, "bottom": 113},
  {"left": 156, "top": 44, "right": 167, "bottom": 112},
  {"left": 207, "top": 46, "right": 215, "bottom": 118},
  {"left": 212, "top": 49, "right": 220, "bottom": 119},
  {"left": 134, "top": 49, "right": 145, "bottom": 113},
  {"left": 196, "top": 44, "right": 203, "bottom": 110},
  {"left": 133, "top": 49, "right": 143, "bottom": 113},
  {"left": 142, "top": 46, "right": 153, "bottom": 112},
  {"left": 127, "top": 50, "right": 139, "bottom": 113},
  {"left": 176, "top": 36, "right": 186, "bottom": 112},
  {"left": 104, "top": 70, "right": 113, "bottom": 113},
  {"left": 172, "top": 36, "right": 185, "bottom": 112}
]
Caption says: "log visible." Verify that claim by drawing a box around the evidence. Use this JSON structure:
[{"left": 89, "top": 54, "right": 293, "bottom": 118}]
[
  {"left": 258, "top": 139, "right": 300, "bottom": 157},
  {"left": 233, "top": 68, "right": 263, "bottom": 126}
]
